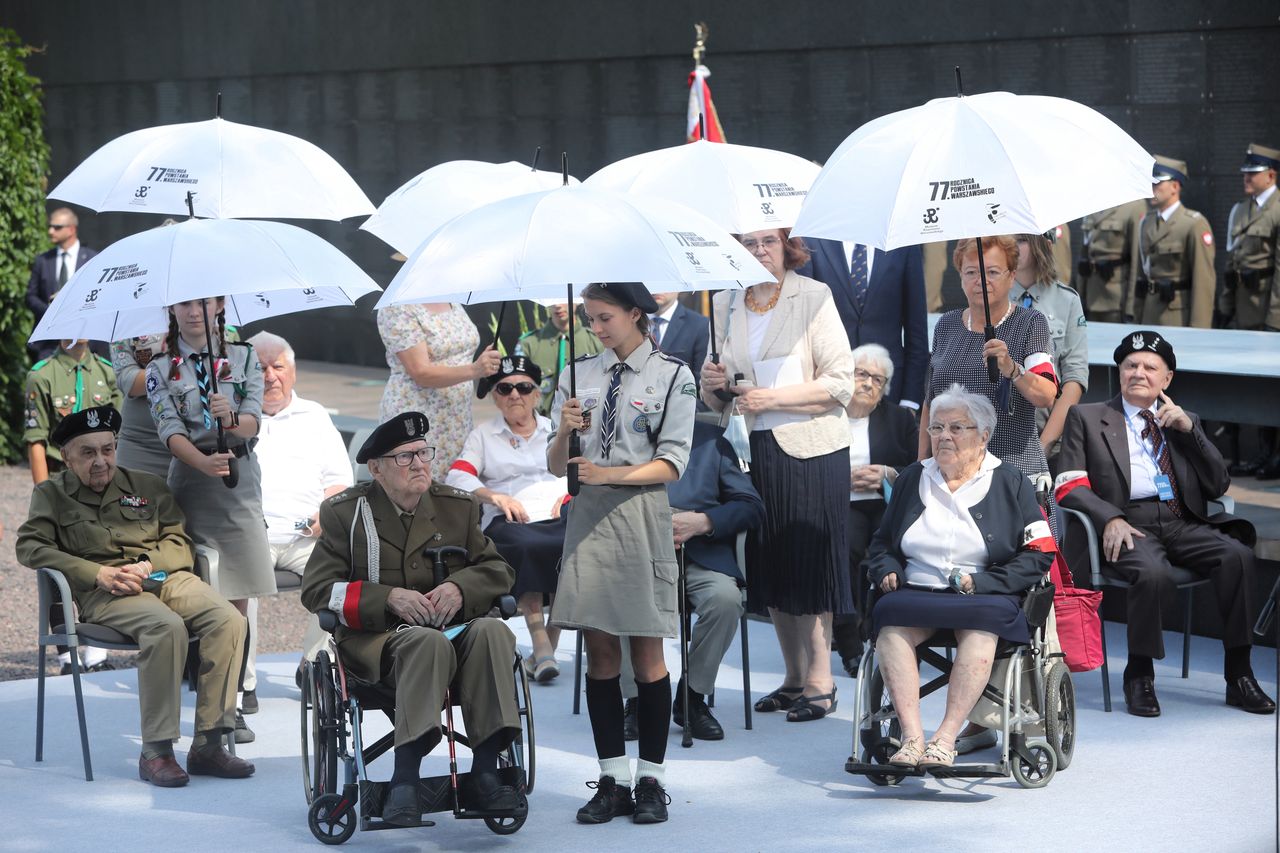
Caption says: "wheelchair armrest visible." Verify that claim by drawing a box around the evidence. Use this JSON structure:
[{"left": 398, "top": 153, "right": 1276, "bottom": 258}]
[
  {"left": 1059, "top": 506, "right": 1102, "bottom": 589},
  {"left": 194, "top": 545, "right": 220, "bottom": 593},
  {"left": 317, "top": 610, "right": 338, "bottom": 633},
  {"left": 1209, "top": 495, "right": 1234, "bottom": 515},
  {"left": 36, "top": 567, "right": 78, "bottom": 640},
  {"left": 494, "top": 593, "right": 517, "bottom": 619}
]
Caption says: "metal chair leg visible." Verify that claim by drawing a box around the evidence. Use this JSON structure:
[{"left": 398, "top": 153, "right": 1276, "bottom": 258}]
[
  {"left": 1181, "top": 586, "right": 1194, "bottom": 679},
  {"left": 740, "top": 612, "right": 752, "bottom": 731},
  {"left": 69, "top": 654, "right": 94, "bottom": 781},
  {"left": 572, "top": 631, "right": 584, "bottom": 715},
  {"left": 1099, "top": 611, "right": 1112, "bottom": 713},
  {"left": 36, "top": 645, "right": 47, "bottom": 763}
]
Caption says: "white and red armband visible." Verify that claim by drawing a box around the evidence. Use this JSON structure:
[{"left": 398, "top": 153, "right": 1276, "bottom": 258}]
[
  {"left": 327, "top": 581, "right": 365, "bottom": 630},
  {"left": 1024, "top": 352, "right": 1058, "bottom": 388},
  {"left": 1053, "top": 470, "right": 1092, "bottom": 503},
  {"left": 1020, "top": 518, "right": 1057, "bottom": 554}
]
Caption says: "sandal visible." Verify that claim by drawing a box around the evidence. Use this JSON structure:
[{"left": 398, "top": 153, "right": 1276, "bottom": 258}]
[
  {"left": 532, "top": 655, "right": 560, "bottom": 683},
  {"left": 785, "top": 687, "right": 838, "bottom": 722},
  {"left": 754, "top": 686, "right": 804, "bottom": 713},
  {"left": 888, "top": 736, "right": 926, "bottom": 768},
  {"left": 919, "top": 738, "right": 957, "bottom": 769}
]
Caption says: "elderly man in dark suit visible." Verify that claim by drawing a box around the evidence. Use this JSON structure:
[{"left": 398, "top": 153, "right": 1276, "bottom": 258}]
[
  {"left": 1055, "top": 331, "right": 1274, "bottom": 717},
  {"left": 798, "top": 239, "right": 928, "bottom": 409},
  {"left": 26, "top": 207, "right": 100, "bottom": 361},
  {"left": 649, "top": 291, "right": 709, "bottom": 384}
]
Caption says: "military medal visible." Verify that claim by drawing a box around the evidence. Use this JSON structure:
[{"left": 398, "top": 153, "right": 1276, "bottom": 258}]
[{"left": 119, "top": 495, "right": 150, "bottom": 508}]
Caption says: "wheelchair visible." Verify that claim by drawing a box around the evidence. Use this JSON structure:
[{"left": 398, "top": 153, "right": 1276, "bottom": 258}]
[
  {"left": 844, "top": 580, "right": 1076, "bottom": 789},
  {"left": 299, "top": 593, "right": 535, "bottom": 844}
]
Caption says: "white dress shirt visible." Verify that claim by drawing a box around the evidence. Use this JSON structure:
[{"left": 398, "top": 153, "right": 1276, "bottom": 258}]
[
  {"left": 901, "top": 453, "right": 1001, "bottom": 588},
  {"left": 446, "top": 413, "right": 568, "bottom": 528},
  {"left": 1121, "top": 397, "right": 1164, "bottom": 501},
  {"left": 257, "top": 393, "right": 354, "bottom": 544},
  {"left": 847, "top": 416, "right": 879, "bottom": 501}
]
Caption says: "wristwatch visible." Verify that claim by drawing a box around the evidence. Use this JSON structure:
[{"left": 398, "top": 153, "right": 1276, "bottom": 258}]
[{"left": 948, "top": 569, "right": 972, "bottom": 594}]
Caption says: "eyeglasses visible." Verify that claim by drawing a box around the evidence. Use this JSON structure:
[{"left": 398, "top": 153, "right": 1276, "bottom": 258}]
[
  {"left": 960, "top": 267, "right": 1009, "bottom": 282},
  {"left": 379, "top": 447, "right": 437, "bottom": 467},
  {"left": 739, "top": 236, "right": 782, "bottom": 252},
  {"left": 48, "top": 224, "right": 72, "bottom": 231},
  {"left": 854, "top": 368, "right": 887, "bottom": 389},
  {"left": 494, "top": 381, "right": 537, "bottom": 396},
  {"left": 927, "top": 423, "right": 980, "bottom": 437}
]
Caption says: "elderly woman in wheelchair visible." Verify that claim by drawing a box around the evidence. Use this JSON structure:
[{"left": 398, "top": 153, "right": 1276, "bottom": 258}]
[{"left": 861, "top": 385, "right": 1055, "bottom": 771}]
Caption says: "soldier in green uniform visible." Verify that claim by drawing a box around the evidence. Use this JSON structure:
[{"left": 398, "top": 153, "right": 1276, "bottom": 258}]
[
  {"left": 15, "top": 406, "right": 252, "bottom": 788},
  {"left": 1075, "top": 200, "right": 1148, "bottom": 323},
  {"left": 301, "top": 412, "right": 523, "bottom": 826},
  {"left": 514, "top": 302, "right": 603, "bottom": 415},
  {"left": 24, "top": 338, "right": 122, "bottom": 484},
  {"left": 1136, "top": 157, "right": 1216, "bottom": 328}
]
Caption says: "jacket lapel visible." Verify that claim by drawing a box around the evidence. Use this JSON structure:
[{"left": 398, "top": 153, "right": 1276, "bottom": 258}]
[{"left": 1100, "top": 396, "right": 1131, "bottom": 498}]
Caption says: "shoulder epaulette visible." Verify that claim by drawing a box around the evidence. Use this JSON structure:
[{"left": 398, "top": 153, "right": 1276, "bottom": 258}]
[
  {"left": 327, "top": 483, "right": 370, "bottom": 505},
  {"left": 30, "top": 358, "right": 50, "bottom": 372},
  {"left": 95, "top": 355, "right": 113, "bottom": 368},
  {"left": 1054, "top": 281, "right": 1081, "bottom": 296},
  {"left": 574, "top": 352, "right": 600, "bottom": 363},
  {"left": 652, "top": 349, "right": 688, "bottom": 367},
  {"left": 431, "top": 482, "right": 477, "bottom": 501}
]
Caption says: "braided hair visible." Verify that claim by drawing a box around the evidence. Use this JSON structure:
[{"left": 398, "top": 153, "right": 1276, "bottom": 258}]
[
  {"left": 216, "top": 309, "right": 230, "bottom": 379},
  {"left": 165, "top": 310, "right": 183, "bottom": 380}
]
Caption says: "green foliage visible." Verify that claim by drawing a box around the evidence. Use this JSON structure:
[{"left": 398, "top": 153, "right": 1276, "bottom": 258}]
[{"left": 0, "top": 30, "right": 50, "bottom": 462}]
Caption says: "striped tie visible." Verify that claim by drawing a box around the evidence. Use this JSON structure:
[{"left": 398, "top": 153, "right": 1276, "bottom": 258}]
[
  {"left": 599, "top": 363, "right": 625, "bottom": 458},
  {"left": 190, "top": 354, "right": 214, "bottom": 429},
  {"left": 1139, "top": 410, "right": 1183, "bottom": 517}
]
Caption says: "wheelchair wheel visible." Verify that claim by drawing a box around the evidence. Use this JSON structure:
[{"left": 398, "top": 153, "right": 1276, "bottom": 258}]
[
  {"left": 1011, "top": 740, "right": 1057, "bottom": 789},
  {"left": 1043, "top": 661, "right": 1075, "bottom": 770},
  {"left": 513, "top": 654, "right": 536, "bottom": 794},
  {"left": 484, "top": 813, "right": 526, "bottom": 835},
  {"left": 861, "top": 669, "right": 906, "bottom": 787},
  {"left": 308, "top": 793, "right": 357, "bottom": 845},
  {"left": 302, "top": 652, "right": 340, "bottom": 804}
]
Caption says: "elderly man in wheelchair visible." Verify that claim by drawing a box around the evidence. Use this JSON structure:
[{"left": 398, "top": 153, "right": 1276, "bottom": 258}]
[
  {"left": 301, "top": 412, "right": 526, "bottom": 831},
  {"left": 847, "top": 386, "right": 1066, "bottom": 786}
]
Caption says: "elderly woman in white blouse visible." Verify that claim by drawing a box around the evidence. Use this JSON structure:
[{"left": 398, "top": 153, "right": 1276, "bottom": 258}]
[
  {"left": 863, "top": 385, "right": 1054, "bottom": 769},
  {"left": 445, "top": 355, "right": 568, "bottom": 683}
]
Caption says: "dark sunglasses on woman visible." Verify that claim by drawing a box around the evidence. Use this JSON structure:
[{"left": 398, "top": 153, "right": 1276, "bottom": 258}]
[{"left": 494, "top": 381, "right": 537, "bottom": 396}]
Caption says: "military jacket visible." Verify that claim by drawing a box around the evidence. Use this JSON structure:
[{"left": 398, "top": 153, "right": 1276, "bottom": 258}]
[
  {"left": 16, "top": 466, "right": 195, "bottom": 600},
  {"left": 515, "top": 320, "right": 604, "bottom": 415},
  {"left": 1138, "top": 204, "right": 1216, "bottom": 328},
  {"left": 24, "top": 349, "right": 122, "bottom": 463},
  {"left": 1076, "top": 200, "right": 1146, "bottom": 319},
  {"left": 1222, "top": 189, "right": 1280, "bottom": 329}
]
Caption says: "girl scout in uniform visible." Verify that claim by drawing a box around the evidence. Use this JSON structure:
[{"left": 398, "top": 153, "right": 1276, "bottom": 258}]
[
  {"left": 547, "top": 282, "right": 695, "bottom": 826},
  {"left": 145, "top": 298, "right": 276, "bottom": 713}
]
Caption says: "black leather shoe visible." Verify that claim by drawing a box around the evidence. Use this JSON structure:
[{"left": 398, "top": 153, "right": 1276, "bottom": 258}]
[
  {"left": 623, "top": 697, "right": 638, "bottom": 742},
  {"left": 139, "top": 753, "right": 190, "bottom": 788},
  {"left": 576, "top": 775, "right": 634, "bottom": 824},
  {"left": 1228, "top": 456, "right": 1263, "bottom": 477},
  {"left": 187, "top": 745, "right": 255, "bottom": 778},
  {"left": 1123, "top": 676, "right": 1161, "bottom": 717},
  {"left": 465, "top": 771, "right": 524, "bottom": 812},
  {"left": 86, "top": 660, "right": 115, "bottom": 673},
  {"left": 381, "top": 782, "right": 422, "bottom": 826},
  {"left": 673, "top": 691, "right": 725, "bottom": 740},
  {"left": 1226, "top": 675, "right": 1277, "bottom": 714},
  {"left": 631, "top": 776, "right": 670, "bottom": 824}
]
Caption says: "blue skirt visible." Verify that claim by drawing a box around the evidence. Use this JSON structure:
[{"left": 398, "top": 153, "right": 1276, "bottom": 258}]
[
  {"left": 485, "top": 516, "right": 567, "bottom": 598},
  {"left": 872, "top": 588, "right": 1029, "bottom": 645}
]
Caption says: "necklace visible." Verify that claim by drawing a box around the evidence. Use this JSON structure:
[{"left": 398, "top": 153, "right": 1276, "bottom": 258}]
[
  {"left": 745, "top": 283, "right": 781, "bottom": 314},
  {"left": 964, "top": 301, "right": 1012, "bottom": 333}
]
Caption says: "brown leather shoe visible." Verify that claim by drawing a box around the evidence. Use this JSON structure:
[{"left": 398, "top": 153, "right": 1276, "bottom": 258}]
[
  {"left": 187, "top": 745, "right": 255, "bottom": 778},
  {"left": 139, "top": 753, "right": 190, "bottom": 788}
]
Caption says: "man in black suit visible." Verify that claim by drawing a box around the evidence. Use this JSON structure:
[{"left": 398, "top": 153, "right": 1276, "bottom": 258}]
[
  {"left": 649, "top": 292, "right": 709, "bottom": 384},
  {"left": 798, "top": 239, "right": 928, "bottom": 409},
  {"left": 1055, "top": 331, "right": 1274, "bottom": 716},
  {"left": 26, "top": 207, "right": 100, "bottom": 360},
  {"left": 621, "top": 420, "right": 764, "bottom": 740}
]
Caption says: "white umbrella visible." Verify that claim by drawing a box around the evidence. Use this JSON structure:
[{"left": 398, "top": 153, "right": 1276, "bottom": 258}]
[
  {"left": 792, "top": 90, "right": 1153, "bottom": 251},
  {"left": 361, "top": 158, "right": 579, "bottom": 256},
  {"left": 48, "top": 117, "right": 374, "bottom": 220},
  {"left": 29, "top": 218, "right": 379, "bottom": 343},
  {"left": 585, "top": 139, "right": 820, "bottom": 233}
]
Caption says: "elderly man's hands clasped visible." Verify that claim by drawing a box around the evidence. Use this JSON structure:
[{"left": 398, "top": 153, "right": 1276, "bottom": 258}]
[{"left": 387, "top": 581, "right": 464, "bottom": 628}]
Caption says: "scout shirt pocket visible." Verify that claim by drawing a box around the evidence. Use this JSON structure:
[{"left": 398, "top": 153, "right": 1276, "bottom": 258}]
[
  {"left": 168, "top": 380, "right": 203, "bottom": 422},
  {"left": 626, "top": 395, "right": 667, "bottom": 440},
  {"left": 652, "top": 559, "right": 678, "bottom": 613}
]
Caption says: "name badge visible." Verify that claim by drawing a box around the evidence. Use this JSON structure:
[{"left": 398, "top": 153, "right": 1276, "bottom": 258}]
[{"left": 1154, "top": 474, "right": 1175, "bottom": 501}]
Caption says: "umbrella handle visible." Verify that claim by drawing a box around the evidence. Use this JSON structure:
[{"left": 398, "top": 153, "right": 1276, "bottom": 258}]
[
  {"left": 985, "top": 326, "right": 1000, "bottom": 385},
  {"left": 567, "top": 432, "right": 581, "bottom": 497}
]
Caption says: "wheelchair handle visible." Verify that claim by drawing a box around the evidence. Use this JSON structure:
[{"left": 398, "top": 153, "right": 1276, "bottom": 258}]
[{"left": 423, "top": 545, "right": 469, "bottom": 587}]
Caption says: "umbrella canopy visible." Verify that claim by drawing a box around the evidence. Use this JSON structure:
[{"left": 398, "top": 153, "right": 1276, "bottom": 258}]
[
  {"left": 585, "top": 139, "right": 820, "bottom": 234},
  {"left": 792, "top": 91, "right": 1154, "bottom": 250},
  {"left": 30, "top": 218, "right": 379, "bottom": 343},
  {"left": 376, "top": 186, "right": 770, "bottom": 308},
  {"left": 361, "top": 160, "right": 579, "bottom": 256},
  {"left": 48, "top": 117, "right": 374, "bottom": 220}
]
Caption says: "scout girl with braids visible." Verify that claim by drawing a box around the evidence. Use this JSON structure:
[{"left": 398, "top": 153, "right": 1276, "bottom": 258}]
[{"left": 145, "top": 298, "right": 276, "bottom": 735}]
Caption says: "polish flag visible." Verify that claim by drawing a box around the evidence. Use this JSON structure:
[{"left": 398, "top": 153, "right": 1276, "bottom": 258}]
[{"left": 687, "top": 64, "right": 726, "bottom": 142}]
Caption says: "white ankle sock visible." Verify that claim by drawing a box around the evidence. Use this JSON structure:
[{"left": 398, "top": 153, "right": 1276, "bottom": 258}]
[
  {"left": 635, "top": 758, "right": 665, "bottom": 785},
  {"left": 598, "top": 756, "right": 632, "bottom": 786}
]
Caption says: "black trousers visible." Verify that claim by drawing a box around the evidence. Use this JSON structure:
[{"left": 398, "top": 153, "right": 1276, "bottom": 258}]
[
  {"left": 835, "top": 499, "right": 887, "bottom": 638},
  {"left": 1107, "top": 500, "right": 1256, "bottom": 659}
]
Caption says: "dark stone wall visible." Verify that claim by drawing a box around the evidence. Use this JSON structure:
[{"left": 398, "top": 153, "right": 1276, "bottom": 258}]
[{"left": 4, "top": 2, "right": 1278, "bottom": 363}]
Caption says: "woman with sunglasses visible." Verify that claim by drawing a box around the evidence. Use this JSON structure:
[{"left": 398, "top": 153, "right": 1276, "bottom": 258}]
[
  {"left": 445, "top": 356, "right": 568, "bottom": 684},
  {"left": 547, "top": 283, "right": 695, "bottom": 826}
]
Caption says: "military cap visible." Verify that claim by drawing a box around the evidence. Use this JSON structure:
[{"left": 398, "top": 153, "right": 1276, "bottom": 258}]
[
  {"left": 588, "top": 282, "right": 659, "bottom": 314},
  {"left": 1240, "top": 143, "right": 1280, "bottom": 173},
  {"left": 1113, "top": 330, "right": 1176, "bottom": 371},
  {"left": 477, "top": 354, "right": 543, "bottom": 399},
  {"left": 356, "top": 411, "right": 431, "bottom": 463},
  {"left": 51, "top": 405, "right": 122, "bottom": 447},
  {"left": 1152, "top": 156, "right": 1188, "bottom": 185}
]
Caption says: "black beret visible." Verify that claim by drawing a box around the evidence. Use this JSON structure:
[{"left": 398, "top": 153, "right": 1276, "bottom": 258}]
[
  {"left": 477, "top": 354, "right": 544, "bottom": 399},
  {"left": 51, "top": 405, "right": 121, "bottom": 447},
  {"left": 356, "top": 411, "right": 430, "bottom": 464},
  {"left": 593, "top": 282, "right": 659, "bottom": 314},
  {"left": 1113, "top": 330, "right": 1176, "bottom": 371}
]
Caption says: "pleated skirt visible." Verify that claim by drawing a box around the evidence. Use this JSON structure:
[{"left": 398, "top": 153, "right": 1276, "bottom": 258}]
[
  {"left": 745, "top": 431, "right": 852, "bottom": 616},
  {"left": 485, "top": 516, "right": 566, "bottom": 598}
]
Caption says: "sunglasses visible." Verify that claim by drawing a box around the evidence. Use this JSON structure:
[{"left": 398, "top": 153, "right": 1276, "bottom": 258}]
[{"left": 494, "top": 381, "right": 537, "bottom": 396}]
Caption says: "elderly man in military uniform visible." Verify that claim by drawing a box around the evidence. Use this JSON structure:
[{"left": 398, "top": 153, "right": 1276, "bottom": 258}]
[
  {"left": 25, "top": 338, "right": 122, "bottom": 485},
  {"left": 16, "top": 406, "right": 252, "bottom": 788},
  {"left": 1135, "top": 157, "right": 1216, "bottom": 328},
  {"left": 1075, "top": 200, "right": 1148, "bottom": 323},
  {"left": 514, "top": 302, "right": 603, "bottom": 416},
  {"left": 301, "top": 412, "right": 523, "bottom": 826}
]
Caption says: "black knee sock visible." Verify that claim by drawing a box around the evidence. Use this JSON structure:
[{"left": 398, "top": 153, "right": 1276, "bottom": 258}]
[
  {"left": 1123, "top": 655, "right": 1154, "bottom": 683},
  {"left": 470, "top": 732, "right": 504, "bottom": 777},
  {"left": 635, "top": 674, "right": 672, "bottom": 766},
  {"left": 390, "top": 732, "right": 429, "bottom": 786},
  {"left": 1224, "top": 646, "right": 1254, "bottom": 681},
  {"left": 585, "top": 675, "right": 626, "bottom": 760}
]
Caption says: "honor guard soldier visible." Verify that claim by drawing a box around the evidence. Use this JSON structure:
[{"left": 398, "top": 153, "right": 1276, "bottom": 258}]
[
  {"left": 1075, "top": 200, "right": 1148, "bottom": 323},
  {"left": 514, "top": 302, "right": 603, "bottom": 416},
  {"left": 1136, "top": 157, "right": 1216, "bottom": 328},
  {"left": 25, "top": 338, "right": 122, "bottom": 485}
]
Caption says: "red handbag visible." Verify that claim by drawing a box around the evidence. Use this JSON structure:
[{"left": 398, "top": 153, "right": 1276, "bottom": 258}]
[{"left": 1049, "top": 551, "right": 1105, "bottom": 672}]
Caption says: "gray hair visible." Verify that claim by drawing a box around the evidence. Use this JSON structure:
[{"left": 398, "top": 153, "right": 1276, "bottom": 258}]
[
  {"left": 851, "top": 343, "right": 894, "bottom": 386},
  {"left": 247, "top": 331, "right": 295, "bottom": 363},
  {"left": 930, "top": 383, "right": 997, "bottom": 441}
]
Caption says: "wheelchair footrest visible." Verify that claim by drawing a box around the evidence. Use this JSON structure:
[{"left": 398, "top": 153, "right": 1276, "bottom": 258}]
[{"left": 844, "top": 760, "right": 1007, "bottom": 779}]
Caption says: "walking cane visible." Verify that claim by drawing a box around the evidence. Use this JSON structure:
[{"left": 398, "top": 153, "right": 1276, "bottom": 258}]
[{"left": 678, "top": 545, "right": 693, "bottom": 748}]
